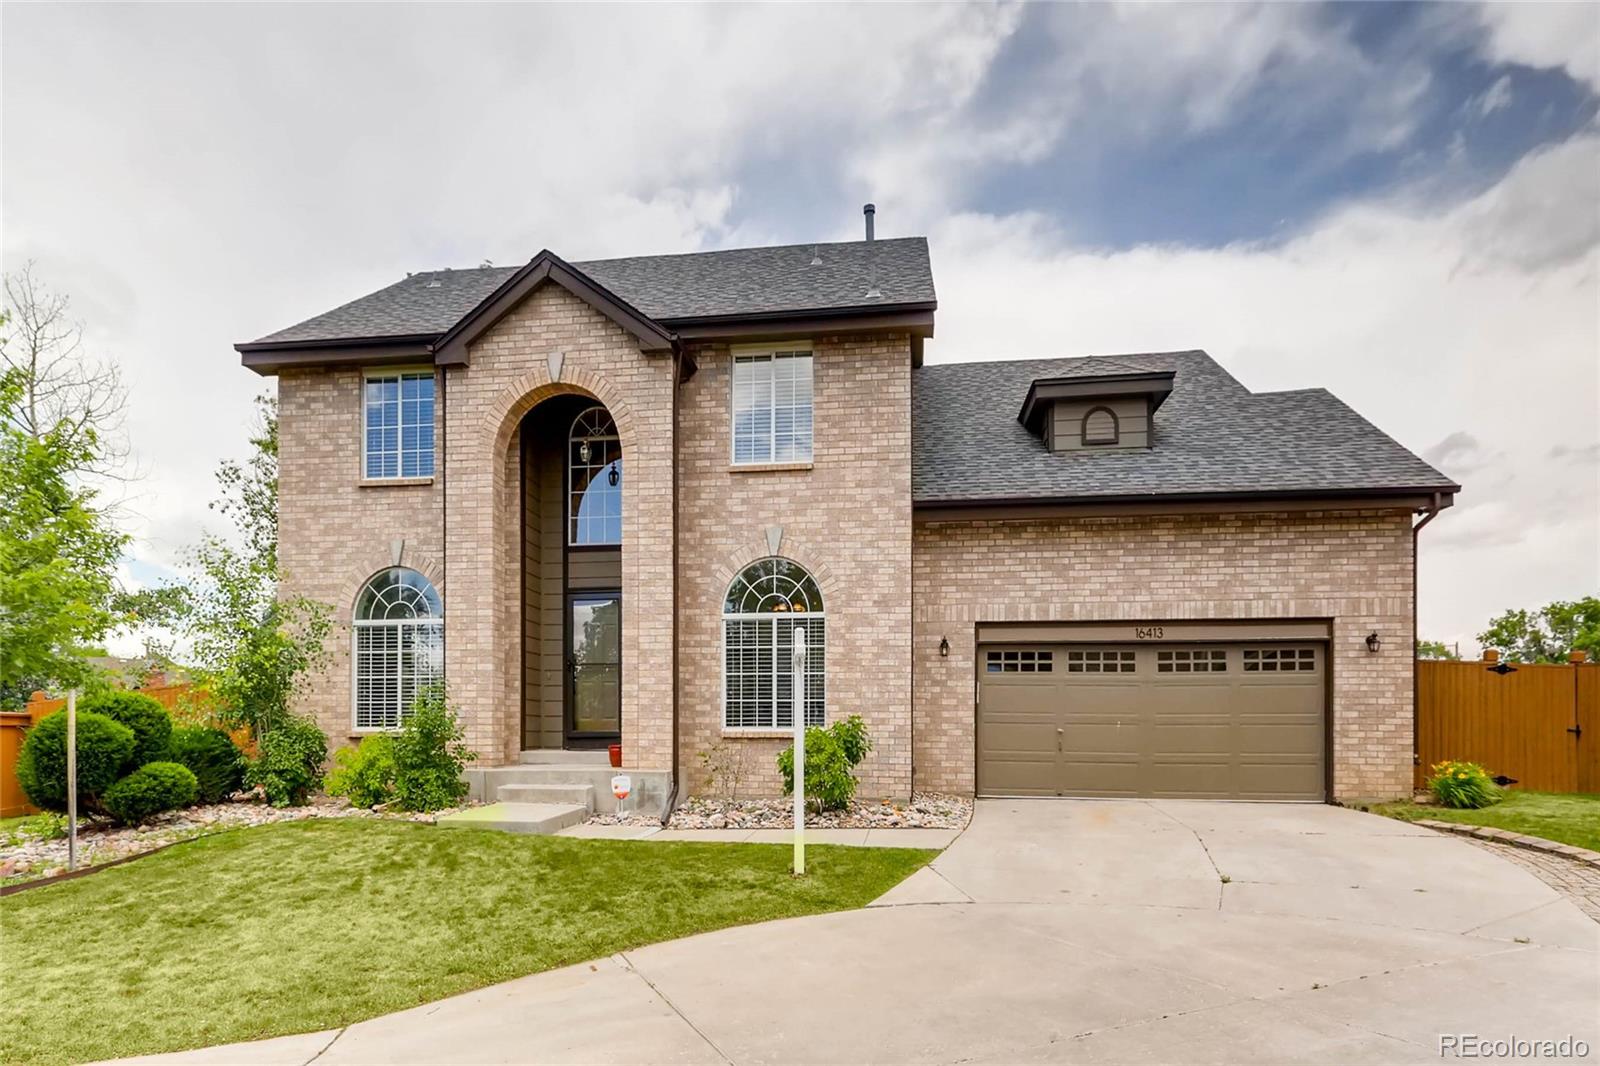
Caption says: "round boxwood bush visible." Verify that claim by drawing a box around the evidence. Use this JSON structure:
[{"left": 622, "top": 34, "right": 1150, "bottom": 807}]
[
  {"left": 82, "top": 691, "right": 173, "bottom": 769},
  {"left": 101, "top": 761, "right": 198, "bottom": 825},
  {"left": 14, "top": 711, "right": 136, "bottom": 812},
  {"left": 169, "top": 725, "right": 246, "bottom": 804}
]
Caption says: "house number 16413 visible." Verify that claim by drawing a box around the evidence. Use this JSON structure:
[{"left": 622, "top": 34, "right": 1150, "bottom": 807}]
[{"left": 1134, "top": 626, "right": 1165, "bottom": 639}]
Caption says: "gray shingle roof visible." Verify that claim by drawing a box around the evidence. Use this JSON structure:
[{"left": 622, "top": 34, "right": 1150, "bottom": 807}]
[
  {"left": 912, "top": 350, "right": 1459, "bottom": 503},
  {"left": 248, "top": 238, "right": 934, "bottom": 345}
]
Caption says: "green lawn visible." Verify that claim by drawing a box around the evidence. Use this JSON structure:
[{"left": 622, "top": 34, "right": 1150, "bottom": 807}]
[
  {"left": 0, "top": 819, "right": 934, "bottom": 1065},
  {"left": 1371, "top": 789, "right": 1600, "bottom": 852}
]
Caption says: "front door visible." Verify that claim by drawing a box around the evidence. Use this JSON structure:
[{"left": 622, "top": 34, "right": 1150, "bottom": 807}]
[{"left": 567, "top": 592, "right": 621, "bottom": 742}]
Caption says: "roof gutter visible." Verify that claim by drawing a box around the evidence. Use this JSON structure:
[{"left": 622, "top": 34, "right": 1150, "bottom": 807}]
[{"left": 914, "top": 485, "right": 1459, "bottom": 522}]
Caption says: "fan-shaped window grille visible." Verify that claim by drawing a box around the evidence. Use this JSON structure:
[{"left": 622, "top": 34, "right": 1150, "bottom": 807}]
[
  {"left": 353, "top": 568, "right": 443, "bottom": 730},
  {"left": 1082, "top": 406, "right": 1120, "bottom": 446},
  {"left": 722, "top": 558, "right": 824, "bottom": 729},
  {"left": 569, "top": 406, "right": 622, "bottom": 545}
]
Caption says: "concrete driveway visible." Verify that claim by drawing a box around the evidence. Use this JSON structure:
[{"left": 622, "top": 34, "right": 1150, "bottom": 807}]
[{"left": 118, "top": 800, "right": 1599, "bottom": 1065}]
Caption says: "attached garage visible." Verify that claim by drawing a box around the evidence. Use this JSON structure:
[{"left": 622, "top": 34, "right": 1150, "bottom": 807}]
[{"left": 976, "top": 622, "right": 1328, "bottom": 801}]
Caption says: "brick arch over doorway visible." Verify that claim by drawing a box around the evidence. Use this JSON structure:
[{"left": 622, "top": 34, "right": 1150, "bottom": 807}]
[{"left": 442, "top": 284, "right": 676, "bottom": 766}]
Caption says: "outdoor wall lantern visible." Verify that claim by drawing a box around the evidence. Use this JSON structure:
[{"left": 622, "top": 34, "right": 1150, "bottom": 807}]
[
  {"left": 578, "top": 439, "right": 592, "bottom": 464},
  {"left": 1365, "top": 632, "right": 1382, "bottom": 654},
  {"left": 939, "top": 636, "right": 950, "bottom": 658},
  {"left": 607, "top": 463, "right": 620, "bottom": 487}
]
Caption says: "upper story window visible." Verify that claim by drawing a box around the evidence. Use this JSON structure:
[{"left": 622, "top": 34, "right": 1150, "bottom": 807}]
[
  {"left": 731, "top": 345, "right": 813, "bottom": 465},
  {"left": 569, "top": 406, "right": 622, "bottom": 545},
  {"left": 364, "top": 371, "right": 435, "bottom": 479}
]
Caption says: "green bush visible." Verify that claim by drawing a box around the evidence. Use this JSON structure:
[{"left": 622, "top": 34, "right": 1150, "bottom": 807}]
[
  {"left": 101, "top": 762, "right": 198, "bottom": 825},
  {"left": 245, "top": 715, "right": 327, "bottom": 807},
  {"left": 82, "top": 691, "right": 173, "bottom": 770},
  {"left": 168, "top": 725, "right": 246, "bottom": 804},
  {"left": 777, "top": 715, "right": 874, "bottom": 812},
  {"left": 1427, "top": 760, "right": 1504, "bottom": 809},
  {"left": 14, "top": 711, "right": 136, "bottom": 812},
  {"left": 392, "top": 687, "right": 475, "bottom": 812},
  {"left": 326, "top": 735, "right": 397, "bottom": 808}
]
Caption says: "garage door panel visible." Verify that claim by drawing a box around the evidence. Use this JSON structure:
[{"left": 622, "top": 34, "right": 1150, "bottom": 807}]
[{"left": 977, "top": 640, "right": 1326, "bottom": 801}]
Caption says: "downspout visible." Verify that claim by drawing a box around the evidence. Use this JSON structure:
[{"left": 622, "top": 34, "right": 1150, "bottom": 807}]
[
  {"left": 1410, "top": 492, "right": 1442, "bottom": 781},
  {"left": 661, "top": 343, "right": 683, "bottom": 824},
  {"left": 438, "top": 365, "right": 448, "bottom": 683}
]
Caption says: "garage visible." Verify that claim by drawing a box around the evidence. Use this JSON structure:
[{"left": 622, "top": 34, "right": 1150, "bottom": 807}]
[{"left": 976, "top": 623, "right": 1328, "bottom": 801}]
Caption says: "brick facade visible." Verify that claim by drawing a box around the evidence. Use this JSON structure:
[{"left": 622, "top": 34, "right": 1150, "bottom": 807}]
[
  {"left": 675, "top": 335, "right": 913, "bottom": 799},
  {"left": 910, "top": 510, "right": 1416, "bottom": 802},
  {"left": 275, "top": 286, "right": 1416, "bottom": 805}
]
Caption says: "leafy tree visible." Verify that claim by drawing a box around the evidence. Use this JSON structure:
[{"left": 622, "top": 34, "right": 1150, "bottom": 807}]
[
  {"left": 1416, "top": 640, "right": 1459, "bottom": 661},
  {"left": 0, "top": 363, "right": 128, "bottom": 707},
  {"left": 175, "top": 395, "right": 328, "bottom": 735},
  {"left": 1477, "top": 597, "right": 1600, "bottom": 664}
]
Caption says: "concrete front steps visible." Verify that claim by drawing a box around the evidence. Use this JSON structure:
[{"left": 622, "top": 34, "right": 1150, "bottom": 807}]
[
  {"left": 462, "top": 749, "right": 672, "bottom": 818},
  {"left": 438, "top": 802, "right": 588, "bottom": 836}
]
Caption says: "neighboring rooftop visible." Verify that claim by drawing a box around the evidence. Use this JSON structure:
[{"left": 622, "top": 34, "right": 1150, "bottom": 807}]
[
  {"left": 246, "top": 237, "right": 936, "bottom": 346},
  {"left": 911, "top": 350, "right": 1460, "bottom": 505}
]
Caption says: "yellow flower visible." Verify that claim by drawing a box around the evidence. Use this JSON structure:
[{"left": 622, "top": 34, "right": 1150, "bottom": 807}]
[{"left": 1457, "top": 772, "right": 1468, "bottom": 779}]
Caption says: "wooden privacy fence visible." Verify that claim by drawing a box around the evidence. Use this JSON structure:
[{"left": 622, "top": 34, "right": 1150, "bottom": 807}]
[{"left": 1415, "top": 659, "right": 1599, "bottom": 793}]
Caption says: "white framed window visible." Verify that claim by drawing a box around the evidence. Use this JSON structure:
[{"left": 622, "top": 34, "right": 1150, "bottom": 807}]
[
  {"left": 731, "top": 345, "right": 813, "bottom": 465},
  {"left": 353, "top": 567, "right": 444, "bottom": 730},
  {"left": 364, "top": 370, "right": 435, "bottom": 479},
  {"left": 568, "top": 406, "right": 622, "bottom": 545},
  {"left": 723, "top": 557, "right": 824, "bottom": 730}
]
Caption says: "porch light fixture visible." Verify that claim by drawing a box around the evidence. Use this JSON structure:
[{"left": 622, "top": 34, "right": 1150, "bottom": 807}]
[
  {"left": 1365, "top": 632, "right": 1381, "bottom": 654},
  {"left": 607, "top": 464, "right": 619, "bottom": 487},
  {"left": 939, "top": 636, "right": 950, "bottom": 658},
  {"left": 579, "top": 439, "right": 592, "bottom": 464}
]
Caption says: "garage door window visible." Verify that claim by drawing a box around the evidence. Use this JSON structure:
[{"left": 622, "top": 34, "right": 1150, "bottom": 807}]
[
  {"left": 1243, "top": 647, "right": 1316, "bottom": 672},
  {"left": 986, "top": 650, "right": 1053, "bottom": 673},
  {"left": 723, "top": 558, "right": 825, "bottom": 730},
  {"left": 1157, "top": 649, "right": 1227, "bottom": 673},
  {"left": 1066, "top": 649, "right": 1135, "bottom": 673}
]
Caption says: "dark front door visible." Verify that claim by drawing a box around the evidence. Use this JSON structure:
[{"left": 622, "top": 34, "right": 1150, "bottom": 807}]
[{"left": 567, "top": 592, "right": 621, "bottom": 741}]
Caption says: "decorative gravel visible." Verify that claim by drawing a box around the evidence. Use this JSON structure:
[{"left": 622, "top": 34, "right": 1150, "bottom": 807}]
[
  {"left": 0, "top": 795, "right": 477, "bottom": 885},
  {"left": 591, "top": 792, "right": 973, "bottom": 830}
]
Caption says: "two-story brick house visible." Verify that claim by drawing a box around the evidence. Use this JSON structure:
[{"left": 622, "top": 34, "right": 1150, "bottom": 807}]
[{"left": 238, "top": 218, "right": 1457, "bottom": 810}]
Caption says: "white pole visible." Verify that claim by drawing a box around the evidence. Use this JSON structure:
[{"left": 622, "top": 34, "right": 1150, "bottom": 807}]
[
  {"left": 792, "top": 626, "right": 807, "bottom": 876},
  {"left": 66, "top": 689, "right": 78, "bottom": 871}
]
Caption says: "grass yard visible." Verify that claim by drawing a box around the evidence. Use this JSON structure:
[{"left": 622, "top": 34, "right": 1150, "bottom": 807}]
[
  {"left": 0, "top": 819, "right": 934, "bottom": 1065},
  {"left": 1371, "top": 789, "right": 1600, "bottom": 852}
]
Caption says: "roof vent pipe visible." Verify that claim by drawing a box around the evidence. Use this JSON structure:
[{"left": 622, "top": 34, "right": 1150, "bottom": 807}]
[{"left": 863, "top": 203, "right": 875, "bottom": 241}]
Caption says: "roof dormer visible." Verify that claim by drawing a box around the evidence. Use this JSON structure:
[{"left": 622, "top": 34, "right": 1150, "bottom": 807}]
[{"left": 1018, "top": 370, "right": 1175, "bottom": 453}]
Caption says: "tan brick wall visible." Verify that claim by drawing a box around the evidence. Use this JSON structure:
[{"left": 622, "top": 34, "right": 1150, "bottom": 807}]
[
  {"left": 911, "top": 510, "right": 1416, "bottom": 802},
  {"left": 448, "top": 285, "right": 676, "bottom": 767},
  {"left": 277, "top": 367, "right": 444, "bottom": 745},
  {"left": 675, "top": 335, "right": 914, "bottom": 799}
]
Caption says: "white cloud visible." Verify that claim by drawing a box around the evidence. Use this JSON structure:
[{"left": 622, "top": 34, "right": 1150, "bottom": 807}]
[{"left": 1475, "top": 2, "right": 1600, "bottom": 90}]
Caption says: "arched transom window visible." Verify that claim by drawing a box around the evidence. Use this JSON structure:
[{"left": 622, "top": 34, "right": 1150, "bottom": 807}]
[
  {"left": 569, "top": 406, "right": 622, "bottom": 545},
  {"left": 722, "top": 557, "right": 825, "bottom": 730},
  {"left": 353, "top": 567, "right": 444, "bottom": 731},
  {"left": 1082, "top": 405, "right": 1120, "bottom": 446}
]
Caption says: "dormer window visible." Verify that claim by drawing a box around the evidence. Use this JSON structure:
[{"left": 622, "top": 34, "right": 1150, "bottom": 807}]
[
  {"left": 1017, "top": 369, "right": 1174, "bottom": 454},
  {"left": 1082, "top": 406, "right": 1119, "bottom": 446}
]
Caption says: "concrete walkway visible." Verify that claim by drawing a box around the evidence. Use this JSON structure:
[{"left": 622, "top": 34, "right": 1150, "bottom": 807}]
[
  {"left": 110, "top": 800, "right": 1599, "bottom": 1065},
  {"left": 554, "top": 823, "right": 963, "bottom": 848}
]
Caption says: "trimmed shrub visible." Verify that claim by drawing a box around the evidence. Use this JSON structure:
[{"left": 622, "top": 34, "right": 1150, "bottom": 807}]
[
  {"left": 83, "top": 691, "right": 173, "bottom": 770},
  {"left": 392, "top": 687, "right": 475, "bottom": 812},
  {"left": 101, "top": 762, "right": 199, "bottom": 825},
  {"left": 1427, "top": 760, "right": 1504, "bottom": 809},
  {"left": 14, "top": 711, "right": 136, "bottom": 812},
  {"left": 169, "top": 725, "right": 246, "bottom": 804},
  {"left": 245, "top": 715, "right": 328, "bottom": 807},
  {"left": 777, "top": 716, "right": 874, "bottom": 812},
  {"left": 326, "top": 735, "right": 397, "bottom": 809}
]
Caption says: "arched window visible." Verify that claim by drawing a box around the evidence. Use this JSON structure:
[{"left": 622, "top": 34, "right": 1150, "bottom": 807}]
[
  {"left": 1082, "top": 405, "right": 1120, "bottom": 446},
  {"left": 353, "top": 567, "right": 444, "bottom": 731},
  {"left": 722, "top": 558, "right": 825, "bottom": 730},
  {"left": 569, "top": 406, "right": 622, "bottom": 545}
]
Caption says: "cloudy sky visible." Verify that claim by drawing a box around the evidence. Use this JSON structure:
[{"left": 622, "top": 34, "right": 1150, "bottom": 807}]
[{"left": 4, "top": 2, "right": 1597, "bottom": 656}]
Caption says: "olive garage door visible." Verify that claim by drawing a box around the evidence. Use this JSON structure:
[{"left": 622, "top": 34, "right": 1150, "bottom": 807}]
[{"left": 977, "top": 643, "right": 1326, "bottom": 800}]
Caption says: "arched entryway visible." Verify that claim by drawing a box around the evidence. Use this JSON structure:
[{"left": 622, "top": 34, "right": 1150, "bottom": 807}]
[{"left": 519, "top": 394, "right": 624, "bottom": 750}]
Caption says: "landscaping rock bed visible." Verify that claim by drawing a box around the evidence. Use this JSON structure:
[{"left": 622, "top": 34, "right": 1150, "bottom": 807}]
[
  {"left": 592, "top": 792, "right": 973, "bottom": 830},
  {"left": 1, "top": 795, "right": 476, "bottom": 885}
]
